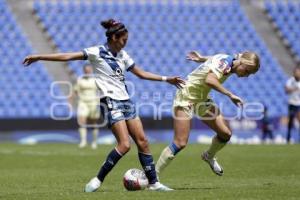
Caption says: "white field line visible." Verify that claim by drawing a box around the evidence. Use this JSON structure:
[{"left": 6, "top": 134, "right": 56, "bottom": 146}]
[{"left": 0, "top": 149, "right": 95, "bottom": 156}]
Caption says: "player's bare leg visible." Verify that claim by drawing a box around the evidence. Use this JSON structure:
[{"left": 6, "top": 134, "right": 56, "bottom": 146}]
[
  {"left": 90, "top": 119, "right": 99, "bottom": 149},
  {"left": 85, "top": 120, "right": 131, "bottom": 192},
  {"left": 156, "top": 107, "right": 191, "bottom": 175},
  {"left": 201, "top": 106, "right": 232, "bottom": 176}
]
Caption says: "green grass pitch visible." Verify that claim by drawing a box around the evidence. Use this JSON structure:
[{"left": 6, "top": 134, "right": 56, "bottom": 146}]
[{"left": 0, "top": 143, "right": 299, "bottom": 200}]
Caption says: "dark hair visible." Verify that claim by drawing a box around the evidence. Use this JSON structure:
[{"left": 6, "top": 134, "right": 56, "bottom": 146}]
[{"left": 100, "top": 19, "right": 128, "bottom": 39}]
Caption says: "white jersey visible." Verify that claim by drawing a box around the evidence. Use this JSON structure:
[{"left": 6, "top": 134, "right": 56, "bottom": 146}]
[
  {"left": 286, "top": 77, "right": 300, "bottom": 106},
  {"left": 82, "top": 44, "right": 135, "bottom": 100}
]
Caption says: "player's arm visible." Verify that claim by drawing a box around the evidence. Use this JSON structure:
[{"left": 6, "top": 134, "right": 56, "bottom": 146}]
[
  {"left": 129, "top": 65, "right": 185, "bottom": 89},
  {"left": 205, "top": 72, "right": 244, "bottom": 107},
  {"left": 186, "top": 51, "right": 211, "bottom": 63},
  {"left": 23, "top": 52, "right": 85, "bottom": 66},
  {"left": 69, "top": 86, "right": 78, "bottom": 104},
  {"left": 285, "top": 85, "right": 298, "bottom": 94}
]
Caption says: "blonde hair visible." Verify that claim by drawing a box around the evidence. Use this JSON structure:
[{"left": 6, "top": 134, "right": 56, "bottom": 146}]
[{"left": 240, "top": 51, "right": 260, "bottom": 73}]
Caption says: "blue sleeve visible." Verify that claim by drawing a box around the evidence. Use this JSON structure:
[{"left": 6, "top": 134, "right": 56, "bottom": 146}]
[
  {"left": 82, "top": 50, "right": 88, "bottom": 60},
  {"left": 226, "top": 55, "right": 235, "bottom": 67},
  {"left": 126, "top": 63, "right": 135, "bottom": 71}
]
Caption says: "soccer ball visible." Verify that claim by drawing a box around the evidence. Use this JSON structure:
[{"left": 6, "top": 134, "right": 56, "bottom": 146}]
[{"left": 123, "top": 168, "right": 149, "bottom": 191}]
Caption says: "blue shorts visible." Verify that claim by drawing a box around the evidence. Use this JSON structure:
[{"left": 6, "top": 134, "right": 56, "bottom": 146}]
[
  {"left": 100, "top": 97, "right": 137, "bottom": 127},
  {"left": 288, "top": 104, "right": 300, "bottom": 116}
]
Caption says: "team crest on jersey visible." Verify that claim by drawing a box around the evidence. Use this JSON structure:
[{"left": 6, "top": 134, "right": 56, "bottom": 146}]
[{"left": 218, "top": 58, "right": 231, "bottom": 75}]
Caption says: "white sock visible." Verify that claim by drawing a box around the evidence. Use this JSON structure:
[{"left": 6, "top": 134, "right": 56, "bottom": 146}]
[
  {"left": 206, "top": 136, "right": 226, "bottom": 159},
  {"left": 92, "top": 128, "right": 98, "bottom": 144},
  {"left": 155, "top": 146, "right": 175, "bottom": 174},
  {"left": 79, "top": 127, "right": 87, "bottom": 144}
]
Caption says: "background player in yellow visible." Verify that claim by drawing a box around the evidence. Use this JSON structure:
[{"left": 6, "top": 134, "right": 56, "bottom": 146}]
[
  {"left": 73, "top": 64, "right": 100, "bottom": 149},
  {"left": 156, "top": 51, "right": 260, "bottom": 177}
]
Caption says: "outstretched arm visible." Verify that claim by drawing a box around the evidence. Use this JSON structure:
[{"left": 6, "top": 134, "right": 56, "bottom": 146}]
[
  {"left": 23, "top": 52, "right": 85, "bottom": 66},
  {"left": 130, "top": 65, "right": 185, "bottom": 89},
  {"left": 205, "top": 72, "right": 243, "bottom": 107},
  {"left": 186, "top": 51, "right": 211, "bottom": 63}
]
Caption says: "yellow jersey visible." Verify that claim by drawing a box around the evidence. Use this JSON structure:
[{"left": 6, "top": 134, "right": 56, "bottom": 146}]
[
  {"left": 74, "top": 76, "right": 99, "bottom": 103},
  {"left": 182, "top": 54, "right": 235, "bottom": 102}
]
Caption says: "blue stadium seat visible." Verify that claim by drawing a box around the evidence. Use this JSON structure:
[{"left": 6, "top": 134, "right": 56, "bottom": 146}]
[
  {"left": 265, "top": 0, "right": 300, "bottom": 64},
  {"left": 0, "top": 0, "right": 67, "bottom": 119},
  {"left": 31, "top": 0, "right": 289, "bottom": 117}
]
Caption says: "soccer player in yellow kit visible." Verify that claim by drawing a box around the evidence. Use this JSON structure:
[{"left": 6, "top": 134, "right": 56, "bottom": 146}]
[
  {"left": 74, "top": 64, "right": 100, "bottom": 149},
  {"left": 156, "top": 51, "right": 260, "bottom": 177}
]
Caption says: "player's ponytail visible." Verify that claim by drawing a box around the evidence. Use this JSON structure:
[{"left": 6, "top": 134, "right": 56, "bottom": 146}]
[
  {"left": 100, "top": 19, "right": 128, "bottom": 40},
  {"left": 240, "top": 51, "right": 260, "bottom": 73},
  {"left": 100, "top": 19, "right": 117, "bottom": 29}
]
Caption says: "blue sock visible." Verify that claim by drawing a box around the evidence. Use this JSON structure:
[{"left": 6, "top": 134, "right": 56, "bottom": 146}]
[
  {"left": 217, "top": 135, "right": 230, "bottom": 143},
  {"left": 97, "top": 148, "right": 123, "bottom": 182},
  {"left": 169, "top": 142, "right": 181, "bottom": 155},
  {"left": 138, "top": 152, "right": 157, "bottom": 184}
]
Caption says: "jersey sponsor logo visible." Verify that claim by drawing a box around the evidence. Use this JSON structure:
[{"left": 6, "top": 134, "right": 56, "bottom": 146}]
[{"left": 218, "top": 58, "right": 231, "bottom": 75}]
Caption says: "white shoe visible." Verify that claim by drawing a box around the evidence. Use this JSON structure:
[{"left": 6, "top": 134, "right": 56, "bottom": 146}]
[
  {"left": 84, "top": 177, "right": 101, "bottom": 192},
  {"left": 147, "top": 182, "right": 173, "bottom": 191},
  {"left": 79, "top": 141, "right": 87, "bottom": 148},
  {"left": 91, "top": 142, "right": 97, "bottom": 149},
  {"left": 201, "top": 151, "right": 223, "bottom": 176}
]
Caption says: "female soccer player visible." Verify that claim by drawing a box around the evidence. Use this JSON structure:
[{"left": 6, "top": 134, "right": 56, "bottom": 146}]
[
  {"left": 73, "top": 64, "right": 100, "bottom": 149},
  {"left": 285, "top": 66, "right": 300, "bottom": 143},
  {"left": 156, "top": 50, "right": 260, "bottom": 177},
  {"left": 23, "top": 19, "right": 185, "bottom": 191}
]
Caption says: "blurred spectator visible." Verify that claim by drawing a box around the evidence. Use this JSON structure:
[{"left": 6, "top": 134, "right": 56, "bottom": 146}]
[
  {"left": 285, "top": 66, "right": 300, "bottom": 144},
  {"left": 261, "top": 106, "right": 274, "bottom": 143},
  {"left": 73, "top": 64, "right": 100, "bottom": 149}
]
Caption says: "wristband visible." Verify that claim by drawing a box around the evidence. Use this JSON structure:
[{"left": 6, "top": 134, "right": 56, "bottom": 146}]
[{"left": 161, "top": 76, "right": 167, "bottom": 81}]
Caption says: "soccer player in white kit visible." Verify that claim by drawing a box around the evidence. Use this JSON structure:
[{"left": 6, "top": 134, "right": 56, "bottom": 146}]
[
  {"left": 155, "top": 51, "right": 260, "bottom": 179},
  {"left": 285, "top": 66, "right": 300, "bottom": 143},
  {"left": 73, "top": 64, "right": 100, "bottom": 149},
  {"left": 23, "top": 19, "right": 185, "bottom": 191}
]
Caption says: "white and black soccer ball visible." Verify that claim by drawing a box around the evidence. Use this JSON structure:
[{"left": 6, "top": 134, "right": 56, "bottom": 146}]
[{"left": 123, "top": 168, "right": 149, "bottom": 191}]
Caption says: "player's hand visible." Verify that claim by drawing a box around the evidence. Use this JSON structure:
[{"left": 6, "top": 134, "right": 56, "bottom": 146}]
[
  {"left": 186, "top": 51, "right": 202, "bottom": 62},
  {"left": 23, "top": 55, "right": 39, "bottom": 66},
  {"left": 167, "top": 76, "right": 186, "bottom": 89},
  {"left": 228, "top": 93, "right": 244, "bottom": 107}
]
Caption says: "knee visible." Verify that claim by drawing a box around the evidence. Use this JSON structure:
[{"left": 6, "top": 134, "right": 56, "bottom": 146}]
[
  {"left": 137, "top": 137, "right": 149, "bottom": 151},
  {"left": 218, "top": 129, "right": 232, "bottom": 142},
  {"left": 118, "top": 142, "right": 131, "bottom": 154}
]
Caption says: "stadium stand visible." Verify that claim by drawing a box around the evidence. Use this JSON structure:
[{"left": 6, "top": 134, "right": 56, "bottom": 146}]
[
  {"left": 0, "top": 0, "right": 68, "bottom": 119},
  {"left": 264, "top": 0, "right": 300, "bottom": 61},
  {"left": 32, "top": 0, "right": 288, "bottom": 117}
]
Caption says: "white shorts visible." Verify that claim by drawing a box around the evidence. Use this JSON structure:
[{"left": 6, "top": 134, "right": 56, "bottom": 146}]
[
  {"left": 173, "top": 89, "right": 215, "bottom": 119},
  {"left": 77, "top": 101, "right": 100, "bottom": 119}
]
